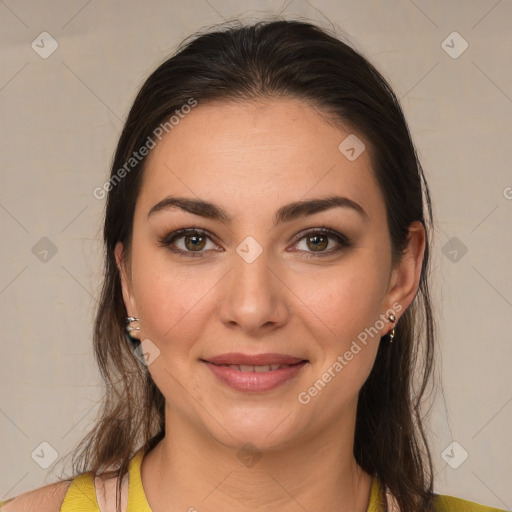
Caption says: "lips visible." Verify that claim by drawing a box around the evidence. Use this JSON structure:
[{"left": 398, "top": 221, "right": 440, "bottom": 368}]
[
  {"left": 204, "top": 353, "right": 306, "bottom": 366},
  {"left": 201, "top": 353, "right": 308, "bottom": 392},
  {"left": 215, "top": 363, "right": 291, "bottom": 372}
]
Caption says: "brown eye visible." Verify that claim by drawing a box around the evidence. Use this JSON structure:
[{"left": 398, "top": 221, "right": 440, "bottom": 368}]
[
  {"left": 305, "top": 234, "right": 329, "bottom": 252},
  {"left": 292, "top": 228, "right": 351, "bottom": 258},
  {"left": 158, "top": 228, "right": 218, "bottom": 258},
  {"left": 183, "top": 234, "right": 207, "bottom": 251}
]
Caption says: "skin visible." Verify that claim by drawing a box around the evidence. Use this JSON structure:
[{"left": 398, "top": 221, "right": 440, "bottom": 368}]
[{"left": 115, "top": 98, "right": 425, "bottom": 512}]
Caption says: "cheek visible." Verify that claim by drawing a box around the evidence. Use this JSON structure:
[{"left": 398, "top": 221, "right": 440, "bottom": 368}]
[
  {"left": 130, "top": 256, "right": 217, "bottom": 399},
  {"left": 295, "top": 269, "right": 384, "bottom": 413},
  {"left": 130, "top": 245, "right": 220, "bottom": 352},
  {"left": 293, "top": 257, "right": 388, "bottom": 347},
  {"left": 289, "top": 257, "right": 387, "bottom": 404}
]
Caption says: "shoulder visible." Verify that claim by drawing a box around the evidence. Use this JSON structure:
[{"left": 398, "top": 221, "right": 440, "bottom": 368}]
[
  {"left": 434, "top": 493, "right": 507, "bottom": 512},
  {"left": 0, "top": 480, "right": 72, "bottom": 512}
]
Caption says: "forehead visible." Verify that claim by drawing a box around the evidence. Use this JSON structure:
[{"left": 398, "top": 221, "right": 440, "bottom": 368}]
[{"left": 137, "top": 98, "right": 385, "bottom": 223}]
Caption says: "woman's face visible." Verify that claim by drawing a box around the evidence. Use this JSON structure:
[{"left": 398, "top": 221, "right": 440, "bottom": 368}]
[{"left": 116, "top": 98, "right": 424, "bottom": 450}]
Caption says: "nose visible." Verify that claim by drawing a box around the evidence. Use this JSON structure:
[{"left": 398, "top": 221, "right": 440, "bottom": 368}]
[{"left": 218, "top": 242, "right": 290, "bottom": 335}]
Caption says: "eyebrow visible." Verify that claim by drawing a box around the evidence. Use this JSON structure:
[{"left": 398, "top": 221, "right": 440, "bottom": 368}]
[{"left": 147, "top": 195, "right": 369, "bottom": 226}]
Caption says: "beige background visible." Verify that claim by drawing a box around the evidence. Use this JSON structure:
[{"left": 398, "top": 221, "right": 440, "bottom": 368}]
[{"left": 1, "top": 0, "right": 511, "bottom": 509}]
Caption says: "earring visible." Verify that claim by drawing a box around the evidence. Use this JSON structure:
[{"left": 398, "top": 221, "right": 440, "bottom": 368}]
[
  {"left": 125, "top": 316, "right": 140, "bottom": 341},
  {"left": 387, "top": 313, "right": 396, "bottom": 343}
]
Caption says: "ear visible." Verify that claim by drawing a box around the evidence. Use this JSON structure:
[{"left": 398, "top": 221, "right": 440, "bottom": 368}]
[
  {"left": 382, "top": 221, "right": 426, "bottom": 327},
  {"left": 115, "top": 241, "right": 138, "bottom": 318}
]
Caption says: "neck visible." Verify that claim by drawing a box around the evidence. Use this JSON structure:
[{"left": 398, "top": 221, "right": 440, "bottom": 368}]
[{"left": 140, "top": 405, "right": 373, "bottom": 512}]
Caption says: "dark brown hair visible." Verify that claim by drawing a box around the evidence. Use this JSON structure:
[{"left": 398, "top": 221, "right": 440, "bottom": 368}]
[{"left": 69, "top": 17, "right": 437, "bottom": 512}]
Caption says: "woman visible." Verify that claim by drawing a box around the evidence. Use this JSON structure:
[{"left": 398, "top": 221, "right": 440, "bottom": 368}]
[{"left": 1, "top": 18, "right": 505, "bottom": 512}]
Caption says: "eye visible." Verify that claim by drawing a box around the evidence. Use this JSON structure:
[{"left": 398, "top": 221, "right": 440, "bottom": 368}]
[
  {"left": 291, "top": 227, "right": 353, "bottom": 259},
  {"left": 158, "top": 226, "right": 352, "bottom": 258},
  {"left": 158, "top": 228, "right": 219, "bottom": 257}
]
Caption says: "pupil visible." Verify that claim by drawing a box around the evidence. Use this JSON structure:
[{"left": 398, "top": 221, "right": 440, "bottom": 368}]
[
  {"left": 309, "top": 235, "right": 327, "bottom": 251},
  {"left": 187, "top": 235, "right": 204, "bottom": 250}
]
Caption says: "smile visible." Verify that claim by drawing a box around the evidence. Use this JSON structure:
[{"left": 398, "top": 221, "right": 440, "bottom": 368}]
[
  {"left": 202, "top": 360, "right": 308, "bottom": 392},
  {"left": 212, "top": 363, "right": 294, "bottom": 372}
]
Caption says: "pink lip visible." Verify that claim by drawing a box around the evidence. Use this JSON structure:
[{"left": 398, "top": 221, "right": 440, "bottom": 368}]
[{"left": 202, "top": 360, "right": 308, "bottom": 392}]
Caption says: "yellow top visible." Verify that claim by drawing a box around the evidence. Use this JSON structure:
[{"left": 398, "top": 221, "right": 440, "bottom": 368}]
[{"left": 0, "top": 449, "right": 506, "bottom": 511}]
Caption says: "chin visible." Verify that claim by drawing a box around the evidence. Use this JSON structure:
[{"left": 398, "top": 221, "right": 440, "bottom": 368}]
[{"left": 207, "top": 410, "right": 299, "bottom": 452}]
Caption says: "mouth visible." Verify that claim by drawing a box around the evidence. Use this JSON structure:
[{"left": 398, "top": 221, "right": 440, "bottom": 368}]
[
  {"left": 205, "top": 362, "right": 303, "bottom": 372},
  {"left": 200, "top": 353, "right": 309, "bottom": 392},
  {"left": 202, "top": 352, "right": 307, "bottom": 366}
]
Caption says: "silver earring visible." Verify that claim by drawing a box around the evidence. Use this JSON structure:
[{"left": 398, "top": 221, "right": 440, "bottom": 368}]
[
  {"left": 125, "top": 317, "right": 140, "bottom": 338},
  {"left": 387, "top": 313, "right": 396, "bottom": 343}
]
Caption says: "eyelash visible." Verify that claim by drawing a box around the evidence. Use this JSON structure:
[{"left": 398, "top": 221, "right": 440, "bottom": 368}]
[{"left": 157, "top": 226, "right": 353, "bottom": 259}]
